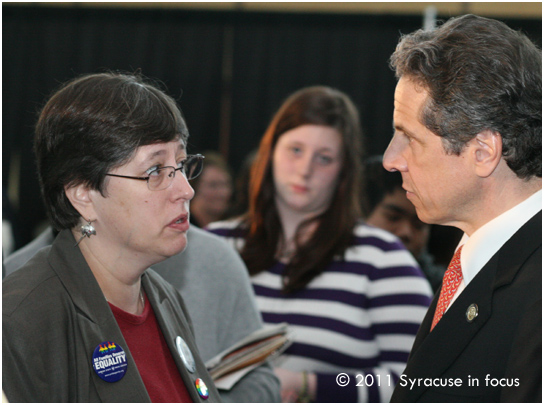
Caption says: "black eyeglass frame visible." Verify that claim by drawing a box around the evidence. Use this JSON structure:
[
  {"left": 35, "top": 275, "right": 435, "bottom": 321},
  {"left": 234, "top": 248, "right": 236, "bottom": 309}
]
[{"left": 105, "top": 153, "right": 205, "bottom": 190}]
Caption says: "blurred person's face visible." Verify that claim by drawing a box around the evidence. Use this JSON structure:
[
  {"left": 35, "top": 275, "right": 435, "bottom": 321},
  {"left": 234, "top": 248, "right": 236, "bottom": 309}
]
[
  {"left": 383, "top": 77, "right": 476, "bottom": 230},
  {"left": 79, "top": 141, "right": 194, "bottom": 263},
  {"left": 367, "top": 187, "right": 430, "bottom": 258},
  {"left": 272, "top": 124, "right": 343, "bottom": 218},
  {"left": 194, "top": 165, "right": 233, "bottom": 216}
]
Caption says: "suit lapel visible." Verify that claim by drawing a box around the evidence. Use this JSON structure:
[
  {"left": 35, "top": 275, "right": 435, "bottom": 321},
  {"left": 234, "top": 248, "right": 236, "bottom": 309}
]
[
  {"left": 399, "top": 255, "right": 495, "bottom": 400},
  {"left": 395, "top": 211, "right": 541, "bottom": 402},
  {"left": 408, "top": 289, "right": 438, "bottom": 360}
]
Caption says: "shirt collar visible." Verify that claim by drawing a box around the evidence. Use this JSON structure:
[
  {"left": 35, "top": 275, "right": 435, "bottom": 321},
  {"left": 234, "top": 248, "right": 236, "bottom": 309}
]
[{"left": 458, "top": 189, "right": 542, "bottom": 286}]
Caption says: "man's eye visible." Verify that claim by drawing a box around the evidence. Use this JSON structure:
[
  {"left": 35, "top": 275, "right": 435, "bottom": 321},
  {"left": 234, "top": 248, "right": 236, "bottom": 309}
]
[{"left": 396, "top": 130, "right": 412, "bottom": 143}]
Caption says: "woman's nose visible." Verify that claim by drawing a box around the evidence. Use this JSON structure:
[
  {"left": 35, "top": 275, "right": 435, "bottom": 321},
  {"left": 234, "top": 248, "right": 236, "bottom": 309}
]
[
  {"left": 172, "top": 172, "right": 195, "bottom": 201},
  {"left": 297, "top": 154, "right": 314, "bottom": 177}
]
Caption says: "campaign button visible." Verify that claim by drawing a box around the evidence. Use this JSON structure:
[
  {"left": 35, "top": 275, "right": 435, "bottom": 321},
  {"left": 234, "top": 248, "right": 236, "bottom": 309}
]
[
  {"left": 92, "top": 341, "right": 128, "bottom": 383},
  {"left": 176, "top": 336, "right": 196, "bottom": 373}
]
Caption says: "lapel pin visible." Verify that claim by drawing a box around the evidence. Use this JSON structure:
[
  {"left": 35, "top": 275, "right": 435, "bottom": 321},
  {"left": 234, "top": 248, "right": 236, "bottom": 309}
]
[
  {"left": 92, "top": 341, "right": 128, "bottom": 383},
  {"left": 466, "top": 304, "right": 479, "bottom": 322},
  {"left": 195, "top": 378, "right": 209, "bottom": 399},
  {"left": 176, "top": 336, "right": 196, "bottom": 373}
]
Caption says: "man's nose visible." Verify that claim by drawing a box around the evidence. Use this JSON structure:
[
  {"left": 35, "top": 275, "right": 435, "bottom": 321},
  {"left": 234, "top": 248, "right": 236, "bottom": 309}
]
[{"left": 383, "top": 134, "right": 407, "bottom": 172}]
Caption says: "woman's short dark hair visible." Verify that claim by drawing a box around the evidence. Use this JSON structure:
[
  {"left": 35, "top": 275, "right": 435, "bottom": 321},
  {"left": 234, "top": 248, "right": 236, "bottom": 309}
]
[
  {"left": 390, "top": 14, "right": 541, "bottom": 179},
  {"left": 240, "top": 86, "right": 364, "bottom": 293},
  {"left": 35, "top": 72, "right": 189, "bottom": 230}
]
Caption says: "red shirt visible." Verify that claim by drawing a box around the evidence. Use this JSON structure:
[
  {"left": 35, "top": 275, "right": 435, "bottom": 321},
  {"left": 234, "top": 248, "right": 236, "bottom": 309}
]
[{"left": 109, "top": 295, "right": 193, "bottom": 403}]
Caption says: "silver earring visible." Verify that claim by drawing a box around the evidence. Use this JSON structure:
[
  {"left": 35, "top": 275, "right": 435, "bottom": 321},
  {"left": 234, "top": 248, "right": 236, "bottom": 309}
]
[{"left": 75, "top": 219, "right": 96, "bottom": 247}]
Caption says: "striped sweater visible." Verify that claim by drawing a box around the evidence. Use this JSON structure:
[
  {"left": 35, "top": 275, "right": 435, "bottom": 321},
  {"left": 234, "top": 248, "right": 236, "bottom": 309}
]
[{"left": 207, "top": 220, "right": 432, "bottom": 402}]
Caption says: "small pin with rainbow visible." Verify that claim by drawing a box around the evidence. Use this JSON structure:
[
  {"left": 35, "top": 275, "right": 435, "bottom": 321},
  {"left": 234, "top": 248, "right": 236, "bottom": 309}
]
[{"left": 195, "top": 378, "right": 209, "bottom": 400}]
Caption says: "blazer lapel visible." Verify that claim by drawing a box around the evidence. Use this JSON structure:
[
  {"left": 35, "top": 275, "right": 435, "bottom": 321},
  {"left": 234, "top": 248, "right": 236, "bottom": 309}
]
[
  {"left": 143, "top": 272, "right": 221, "bottom": 403},
  {"left": 395, "top": 211, "right": 541, "bottom": 402},
  {"left": 77, "top": 313, "right": 151, "bottom": 402},
  {"left": 49, "top": 230, "right": 151, "bottom": 402}
]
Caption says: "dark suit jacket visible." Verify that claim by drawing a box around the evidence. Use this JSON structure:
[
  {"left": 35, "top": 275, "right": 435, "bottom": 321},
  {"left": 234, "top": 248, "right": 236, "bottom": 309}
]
[
  {"left": 2, "top": 229, "right": 221, "bottom": 402},
  {"left": 391, "top": 211, "right": 542, "bottom": 403}
]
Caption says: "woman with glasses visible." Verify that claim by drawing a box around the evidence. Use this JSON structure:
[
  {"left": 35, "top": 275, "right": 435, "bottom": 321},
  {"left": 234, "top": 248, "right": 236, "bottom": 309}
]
[
  {"left": 2, "top": 72, "right": 220, "bottom": 402},
  {"left": 207, "top": 86, "right": 433, "bottom": 403}
]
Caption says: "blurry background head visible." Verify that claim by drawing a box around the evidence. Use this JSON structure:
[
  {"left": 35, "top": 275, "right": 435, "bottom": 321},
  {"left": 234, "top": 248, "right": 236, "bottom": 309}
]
[
  {"left": 364, "top": 156, "right": 430, "bottom": 258},
  {"left": 189, "top": 151, "right": 233, "bottom": 227}
]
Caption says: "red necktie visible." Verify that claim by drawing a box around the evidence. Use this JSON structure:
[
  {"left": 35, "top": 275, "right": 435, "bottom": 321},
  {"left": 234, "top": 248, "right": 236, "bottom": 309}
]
[{"left": 430, "top": 245, "right": 463, "bottom": 331}]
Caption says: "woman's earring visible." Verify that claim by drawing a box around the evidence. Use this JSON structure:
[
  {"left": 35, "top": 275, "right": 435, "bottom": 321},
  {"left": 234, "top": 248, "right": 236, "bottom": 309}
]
[{"left": 75, "top": 219, "right": 96, "bottom": 247}]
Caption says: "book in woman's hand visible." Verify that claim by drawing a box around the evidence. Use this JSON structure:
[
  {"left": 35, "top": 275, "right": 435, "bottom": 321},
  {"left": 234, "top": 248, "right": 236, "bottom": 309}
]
[{"left": 205, "top": 323, "right": 292, "bottom": 389}]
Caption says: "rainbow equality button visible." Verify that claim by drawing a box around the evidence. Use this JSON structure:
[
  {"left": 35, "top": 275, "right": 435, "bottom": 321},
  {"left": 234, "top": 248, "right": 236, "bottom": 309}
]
[
  {"left": 92, "top": 341, "right": 128, "bottom": 383},
  {"left": 195, "top": 378, "right": 209, "bottom": 400}
]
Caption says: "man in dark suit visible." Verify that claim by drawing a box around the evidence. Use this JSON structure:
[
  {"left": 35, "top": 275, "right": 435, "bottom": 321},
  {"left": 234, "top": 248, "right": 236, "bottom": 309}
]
[{"left": 383, "top": 14, "right": 541, "bottom": 402}]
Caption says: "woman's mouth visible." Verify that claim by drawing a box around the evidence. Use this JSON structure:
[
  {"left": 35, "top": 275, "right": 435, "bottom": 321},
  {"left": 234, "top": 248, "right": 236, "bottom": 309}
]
[
  {"left": 291, "top": 184, "right": 309, "bottom": 193},
  {"left": 169, "top": 214, "right": 189, "bottom": 231}
]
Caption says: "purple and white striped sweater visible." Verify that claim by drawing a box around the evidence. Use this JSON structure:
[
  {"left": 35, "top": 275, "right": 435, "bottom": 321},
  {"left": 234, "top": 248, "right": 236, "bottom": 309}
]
[{"left": 207, "top": 220, "right": 432, "bottom": 402}]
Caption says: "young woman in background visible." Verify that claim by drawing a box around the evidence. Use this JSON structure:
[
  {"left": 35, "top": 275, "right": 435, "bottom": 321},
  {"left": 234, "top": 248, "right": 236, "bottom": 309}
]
[{"left": 208, "top": 86, "right": 432, "bottom": 402}]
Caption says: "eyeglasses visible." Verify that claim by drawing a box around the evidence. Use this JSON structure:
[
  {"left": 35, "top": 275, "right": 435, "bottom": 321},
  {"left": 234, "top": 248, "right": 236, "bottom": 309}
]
[{"left": 105, "top": 154, "right": 205, "bottom": 191}]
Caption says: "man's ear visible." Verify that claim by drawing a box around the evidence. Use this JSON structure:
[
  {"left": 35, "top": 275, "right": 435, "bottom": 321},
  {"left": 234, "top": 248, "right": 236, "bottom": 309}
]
[
  {"left": 471, "top": 130, "right": 503, "bottom": 178},
  {"left": 64, "top": 183, "right": 96, "bottom": 222}
]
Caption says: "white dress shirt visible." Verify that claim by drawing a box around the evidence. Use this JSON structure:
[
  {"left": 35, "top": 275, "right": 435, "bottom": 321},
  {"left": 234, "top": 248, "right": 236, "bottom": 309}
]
[{"left": 447, "top": 189, "right": 542, "bottom": 310}]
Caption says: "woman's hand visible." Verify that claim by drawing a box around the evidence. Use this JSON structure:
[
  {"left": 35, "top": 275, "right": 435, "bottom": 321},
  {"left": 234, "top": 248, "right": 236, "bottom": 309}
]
[{"left": 274, "top": 367, "right": 316, "bottom": 402}]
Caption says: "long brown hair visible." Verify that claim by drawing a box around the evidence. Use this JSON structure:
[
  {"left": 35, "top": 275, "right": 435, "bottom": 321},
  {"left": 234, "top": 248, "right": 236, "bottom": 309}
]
[{"left": 240, "top": 86, "right": 364, "bottom": 294}]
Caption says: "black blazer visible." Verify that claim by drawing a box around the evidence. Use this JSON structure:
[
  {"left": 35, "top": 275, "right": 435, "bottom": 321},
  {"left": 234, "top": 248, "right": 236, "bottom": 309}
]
[{"left": 391, "top": 211, "right": 542, "bottom": 403}]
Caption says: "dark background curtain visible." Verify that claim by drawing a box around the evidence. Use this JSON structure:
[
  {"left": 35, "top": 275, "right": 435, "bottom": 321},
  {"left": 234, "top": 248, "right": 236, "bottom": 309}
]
[{"left": 3, "top": 4, "right": 541, "bottom": 249}]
